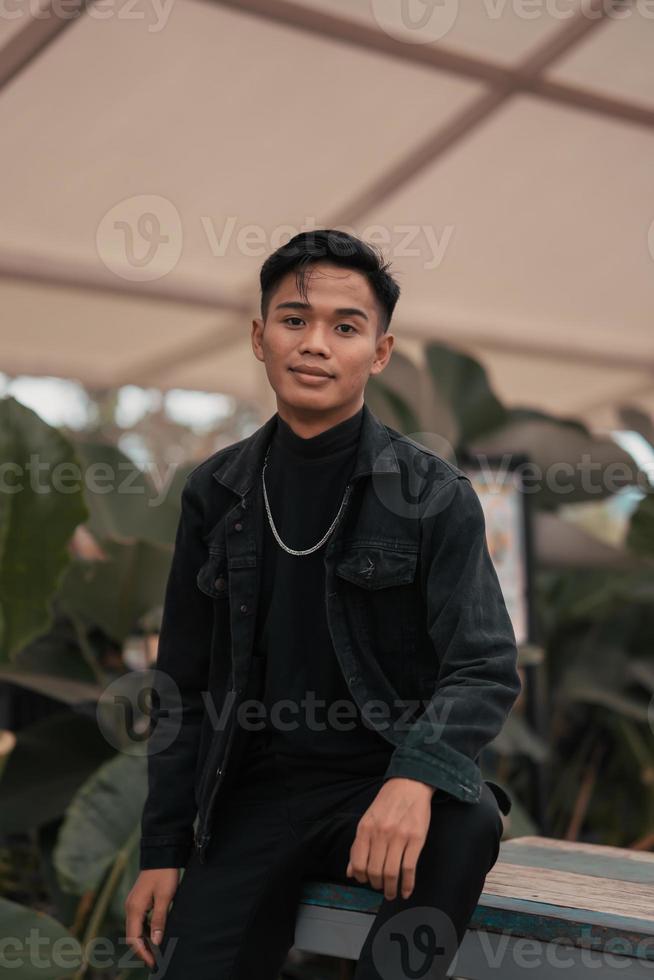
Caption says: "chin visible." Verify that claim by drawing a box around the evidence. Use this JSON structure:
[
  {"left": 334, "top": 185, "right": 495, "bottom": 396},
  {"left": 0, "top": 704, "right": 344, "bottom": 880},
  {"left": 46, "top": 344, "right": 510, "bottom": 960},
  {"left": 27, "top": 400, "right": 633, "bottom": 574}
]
[
  {"left": 285, "top": 390, "right": 334, "bottom": 409},
  {"left": 279, "top": 379, "right": 337, "bottom": 409}
]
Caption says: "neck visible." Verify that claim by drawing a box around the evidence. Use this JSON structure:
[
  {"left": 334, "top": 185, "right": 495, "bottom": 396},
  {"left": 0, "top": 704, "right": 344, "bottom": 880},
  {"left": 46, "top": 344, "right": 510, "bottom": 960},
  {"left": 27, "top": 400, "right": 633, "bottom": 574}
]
[{"left": 275, "top": 396, "right": 365, "bottom": 439}]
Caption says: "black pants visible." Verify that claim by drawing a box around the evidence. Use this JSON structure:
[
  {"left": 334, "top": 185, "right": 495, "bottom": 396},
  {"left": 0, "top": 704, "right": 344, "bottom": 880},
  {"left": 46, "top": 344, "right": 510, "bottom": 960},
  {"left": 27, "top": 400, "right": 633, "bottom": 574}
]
[{"left": 149, "top": 727, "right": 503, "bottom": 980}]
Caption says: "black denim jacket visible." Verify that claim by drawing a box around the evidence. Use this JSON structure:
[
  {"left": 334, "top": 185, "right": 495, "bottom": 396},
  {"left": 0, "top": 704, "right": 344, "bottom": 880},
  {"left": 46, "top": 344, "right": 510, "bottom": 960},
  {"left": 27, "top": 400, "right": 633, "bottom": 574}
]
[{"left": 140, "top": 402, "right": 522, "bottom": 869}]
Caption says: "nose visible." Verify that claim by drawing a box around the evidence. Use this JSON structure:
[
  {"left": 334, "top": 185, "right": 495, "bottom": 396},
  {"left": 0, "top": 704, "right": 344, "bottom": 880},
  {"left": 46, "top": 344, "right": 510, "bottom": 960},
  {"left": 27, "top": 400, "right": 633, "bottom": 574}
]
[{"left": 297, "top": 321, "right": 331, "bottom": 357}]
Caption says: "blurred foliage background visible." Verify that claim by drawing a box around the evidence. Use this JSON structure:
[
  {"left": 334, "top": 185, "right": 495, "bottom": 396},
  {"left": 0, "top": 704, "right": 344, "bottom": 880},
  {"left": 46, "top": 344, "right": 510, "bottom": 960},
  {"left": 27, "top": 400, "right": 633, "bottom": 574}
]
[{"left": 0, "top": 344, "right": 653, "bottom": 978}]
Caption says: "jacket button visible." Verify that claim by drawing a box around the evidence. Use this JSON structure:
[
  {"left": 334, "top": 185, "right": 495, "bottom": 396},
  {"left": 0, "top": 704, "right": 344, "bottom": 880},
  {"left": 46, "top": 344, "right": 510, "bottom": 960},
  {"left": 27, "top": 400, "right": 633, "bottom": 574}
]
[
  {"left": 240, "top": 603, "right": 248, "bottom": 613},
  {"left": 234, "top": 522, "right": 243, "bottom": 532},
  {"left": 214, "top": 576, "right": 227, "bottom": 592}
]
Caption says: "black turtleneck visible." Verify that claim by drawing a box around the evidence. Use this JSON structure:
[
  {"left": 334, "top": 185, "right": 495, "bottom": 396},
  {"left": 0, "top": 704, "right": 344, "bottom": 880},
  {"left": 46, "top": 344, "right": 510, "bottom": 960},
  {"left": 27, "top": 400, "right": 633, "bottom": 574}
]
[{"left": 247, "top": 404, "right": 394, "bottom": 775}]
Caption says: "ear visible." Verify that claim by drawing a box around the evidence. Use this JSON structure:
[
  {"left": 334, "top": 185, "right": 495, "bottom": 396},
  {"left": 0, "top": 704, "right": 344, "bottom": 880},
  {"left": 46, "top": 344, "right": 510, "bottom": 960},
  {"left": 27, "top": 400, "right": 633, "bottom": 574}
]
[
  {"left": 251, "top": 317, "right": 265, "bottom": 362},
  {"left": 370, "top": 331, "right": 394, "bottom": 376}
]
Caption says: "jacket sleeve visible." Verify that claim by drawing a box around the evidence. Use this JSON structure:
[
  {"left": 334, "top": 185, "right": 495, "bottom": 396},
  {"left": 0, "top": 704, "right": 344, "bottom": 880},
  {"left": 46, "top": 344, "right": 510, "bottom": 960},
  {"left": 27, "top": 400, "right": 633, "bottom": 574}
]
[
  {"left": 139, "top": 476, "right": 212, "bottom": 869},
  {"left": 382, "top": 474, "right": 522, "bottom": 803}
]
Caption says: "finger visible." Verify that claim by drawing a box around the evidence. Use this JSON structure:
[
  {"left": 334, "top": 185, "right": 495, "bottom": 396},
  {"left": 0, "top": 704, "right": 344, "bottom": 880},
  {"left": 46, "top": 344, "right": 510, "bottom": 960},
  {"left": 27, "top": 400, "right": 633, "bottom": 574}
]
[
  {"left": 149, "top": 892, "right": 171, "bottom": 946},
  {"left": 382, "top": 837, "right": 407, "bottom": 901},
  {"left": 400, "top": 835, "right": 424, "bottom": 899},
  {"left": 347, "top": 825, "right": 372, "bottom": 885},
  {"left": 133, "top": 936, "right": 155, "bottom": 969},
  {"left": 126, "top": 906, "right": 154, "bottom": 969},
  {"left": 366, "top": 832, "right": 388, "bottom": 891}
]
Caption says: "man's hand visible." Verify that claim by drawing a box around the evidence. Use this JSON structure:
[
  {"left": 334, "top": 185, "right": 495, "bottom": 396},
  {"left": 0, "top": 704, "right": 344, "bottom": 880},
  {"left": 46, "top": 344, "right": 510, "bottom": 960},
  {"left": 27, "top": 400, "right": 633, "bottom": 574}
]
[
  {"left": 346, "top": 777, "right": 435, "bottom": 901},
  {"left": 125, "top": 868, "right": 180, "bottom": 968}
]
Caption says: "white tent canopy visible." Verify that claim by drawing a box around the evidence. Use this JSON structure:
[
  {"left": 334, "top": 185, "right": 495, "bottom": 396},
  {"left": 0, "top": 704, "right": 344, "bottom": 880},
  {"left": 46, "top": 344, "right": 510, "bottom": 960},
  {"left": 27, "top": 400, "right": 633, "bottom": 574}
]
[{"left": 1, "top": 0, "right": 653, "bottom": 428}]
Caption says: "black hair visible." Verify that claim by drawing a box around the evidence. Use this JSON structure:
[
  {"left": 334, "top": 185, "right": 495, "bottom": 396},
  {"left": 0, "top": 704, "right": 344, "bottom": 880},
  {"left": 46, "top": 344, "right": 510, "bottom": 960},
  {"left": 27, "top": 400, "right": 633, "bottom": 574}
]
[{"left": 259, "top": 229, "right": 400, "bottom": 334}]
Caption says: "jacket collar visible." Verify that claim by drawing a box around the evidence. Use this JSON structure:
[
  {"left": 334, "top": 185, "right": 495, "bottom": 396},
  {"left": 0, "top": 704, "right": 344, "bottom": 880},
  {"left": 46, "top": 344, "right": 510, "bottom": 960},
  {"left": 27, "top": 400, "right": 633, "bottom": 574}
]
[{"left": 212, "top": 400, "right": 400, "bottom": 498}]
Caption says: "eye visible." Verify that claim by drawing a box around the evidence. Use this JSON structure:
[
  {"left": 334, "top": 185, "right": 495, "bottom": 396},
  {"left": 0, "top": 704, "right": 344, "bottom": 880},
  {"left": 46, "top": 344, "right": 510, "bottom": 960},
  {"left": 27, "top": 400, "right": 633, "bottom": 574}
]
[
  {"left": 336, "top": 323, "right": 357, "bottom": 335},
  {"left": 283, "top": 316, "right": 305, "bottom": 327}
]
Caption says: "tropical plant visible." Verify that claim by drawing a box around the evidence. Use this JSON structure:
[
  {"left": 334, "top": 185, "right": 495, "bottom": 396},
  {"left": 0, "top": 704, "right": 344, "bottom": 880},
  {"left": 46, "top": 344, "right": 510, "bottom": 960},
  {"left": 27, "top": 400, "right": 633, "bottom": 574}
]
[{"left": 367, "top": 341, "right": 654, "bottom": 847}]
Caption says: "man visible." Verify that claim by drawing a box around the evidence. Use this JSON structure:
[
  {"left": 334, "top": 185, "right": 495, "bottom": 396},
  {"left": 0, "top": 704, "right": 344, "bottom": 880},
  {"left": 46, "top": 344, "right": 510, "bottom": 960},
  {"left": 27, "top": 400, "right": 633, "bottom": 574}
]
[{"left": 125, "top": 229, "right": 522, "bottom": 979}]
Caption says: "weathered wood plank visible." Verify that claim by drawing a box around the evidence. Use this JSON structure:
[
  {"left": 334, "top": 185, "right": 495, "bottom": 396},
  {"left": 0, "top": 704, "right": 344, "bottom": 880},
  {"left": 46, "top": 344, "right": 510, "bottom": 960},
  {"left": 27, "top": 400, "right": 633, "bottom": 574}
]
[
  {"left": 299, "top": 834, "right": 654, "bottom": 962},
  {"left": 497, "top": 844, "right": 654, "bottom": 884},
  {"left": 476, "top": 894, "right": 654, "bottom": 939},
  {"left": 482, "top": 864, "right": 654, "bottom": 921},
  {"left": 469, "top": 902, "right": 654, "bottom": 957},
  {"left": 507, "top": 837, "right": 654, "bottom": 865}
]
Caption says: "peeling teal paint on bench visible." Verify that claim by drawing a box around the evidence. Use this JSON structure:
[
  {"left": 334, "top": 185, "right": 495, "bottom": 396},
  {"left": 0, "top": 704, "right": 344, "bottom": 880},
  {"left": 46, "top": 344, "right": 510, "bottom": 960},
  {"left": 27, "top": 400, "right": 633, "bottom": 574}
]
[
  {"left": 467, "top": 907, "right": 654, "bottom": 961},
  {"left": 299, "top": 880, "right": 381, "bottom": 914},
  {"left": 475, "top": 895, "right": 654, "bottom": 943},
  {"left": 298, "top": 844, "right": 654, "bottom": 966},
  {"left": 298, "top": 881, "right": 654, "bottom": 963}
]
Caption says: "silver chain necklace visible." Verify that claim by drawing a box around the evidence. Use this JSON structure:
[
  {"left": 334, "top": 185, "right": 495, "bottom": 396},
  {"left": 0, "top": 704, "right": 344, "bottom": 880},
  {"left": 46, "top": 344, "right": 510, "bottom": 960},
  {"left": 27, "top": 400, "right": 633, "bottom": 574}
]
[{"left": 261, "top": 445, "right": 352, "bottom": 556}]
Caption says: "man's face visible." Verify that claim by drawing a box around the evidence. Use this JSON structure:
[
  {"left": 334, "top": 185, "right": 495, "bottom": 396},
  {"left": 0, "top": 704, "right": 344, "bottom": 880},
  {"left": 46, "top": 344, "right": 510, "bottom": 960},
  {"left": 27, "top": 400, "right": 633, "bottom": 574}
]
[{"left": 251, "top": 262, "right": 394, "bottom": 417}]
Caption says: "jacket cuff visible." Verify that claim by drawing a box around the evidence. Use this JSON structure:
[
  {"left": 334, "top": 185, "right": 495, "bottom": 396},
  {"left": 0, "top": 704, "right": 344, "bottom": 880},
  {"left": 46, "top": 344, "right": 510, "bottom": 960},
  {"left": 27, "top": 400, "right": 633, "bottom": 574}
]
[
  {"left": 382, "top": 742, "right": 482, "bottom": 803},
  {"left": 139, "top": 836, "right": 193, "bottom": 870}
]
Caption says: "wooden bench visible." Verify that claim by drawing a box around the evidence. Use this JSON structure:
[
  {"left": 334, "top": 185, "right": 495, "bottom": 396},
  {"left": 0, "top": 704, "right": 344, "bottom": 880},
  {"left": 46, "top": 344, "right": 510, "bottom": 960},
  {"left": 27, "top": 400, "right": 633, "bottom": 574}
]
[{"left": 294, "top": 835, "right": 654, "bottom": 979}]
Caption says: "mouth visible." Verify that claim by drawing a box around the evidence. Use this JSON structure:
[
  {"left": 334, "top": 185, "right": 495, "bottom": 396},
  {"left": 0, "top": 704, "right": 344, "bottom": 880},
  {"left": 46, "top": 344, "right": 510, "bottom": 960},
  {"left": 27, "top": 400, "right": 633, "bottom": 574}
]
[{"left": 289, "top": 367, "right": 334, "bottom": 380}]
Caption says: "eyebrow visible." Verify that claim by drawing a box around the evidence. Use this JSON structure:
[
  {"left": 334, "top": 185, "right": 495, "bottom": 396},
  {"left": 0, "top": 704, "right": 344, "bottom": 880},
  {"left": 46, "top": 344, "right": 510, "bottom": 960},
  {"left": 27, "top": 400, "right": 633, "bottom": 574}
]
[{"left": 274, "top": 301, "right": 369, "bottom": 322}]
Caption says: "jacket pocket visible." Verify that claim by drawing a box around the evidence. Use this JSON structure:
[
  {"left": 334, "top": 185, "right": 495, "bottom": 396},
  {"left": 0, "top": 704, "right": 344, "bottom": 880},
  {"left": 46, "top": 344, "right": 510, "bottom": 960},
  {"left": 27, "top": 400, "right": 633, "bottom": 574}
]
[
  {"left": 335, "top": 546, "right": 418, "bottom": 590},
  {"left": 196, "top": 553, "right": 230, "bottom": 599},
  {"left": 334, "top": 546, "right": 420, "bottom": 673}
]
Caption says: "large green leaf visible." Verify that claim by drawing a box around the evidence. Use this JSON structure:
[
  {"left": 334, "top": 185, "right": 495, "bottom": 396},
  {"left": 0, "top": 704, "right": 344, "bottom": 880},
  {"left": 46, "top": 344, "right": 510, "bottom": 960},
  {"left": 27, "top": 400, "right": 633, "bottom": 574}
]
[
  {"left": 424, "top": 342, "right": 508, "bottom": 445},
  {"left": 73, "top": 441, "right": 187, "bottom": 548},
  {"left": 0, "top": 667, "right": 102, "bottom": 705},
  {"left": 0, "top": 897, "right": 79, "bottom": 978},
  {"left": 368, "top": 348, "right": 458, "bottom": 453},
  {"left": 626, "top": 492, "right": 654, "bottom": 559},
  {"left": 422, "top": 344, "right": 644, "bottom": 507},
  {"left": 0, "top": 397, "right": 88, "bottom": 662},
  {"left": 58, "top": 538, "right": 172, "bottom": 644},
  {"left": 367, "top": 376, "right": 422, "bottom": 435},
  {"left": 54, "top": 752, "right": 147, "bottom": 920},
  {"left": 617, "top": 405, "right": 654, "bottom": 448},
  {"left": 470, "top": 415, "right": 641, "bottom": 508},
  {"left": 0, "top": 611, "right": 102, "bottom": 703},
  {"left": 35, "top": 820, "right": 83, "bottom": 929},
  {"left": 0, "top": 712, "right": 115, "bottom": 833}
]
